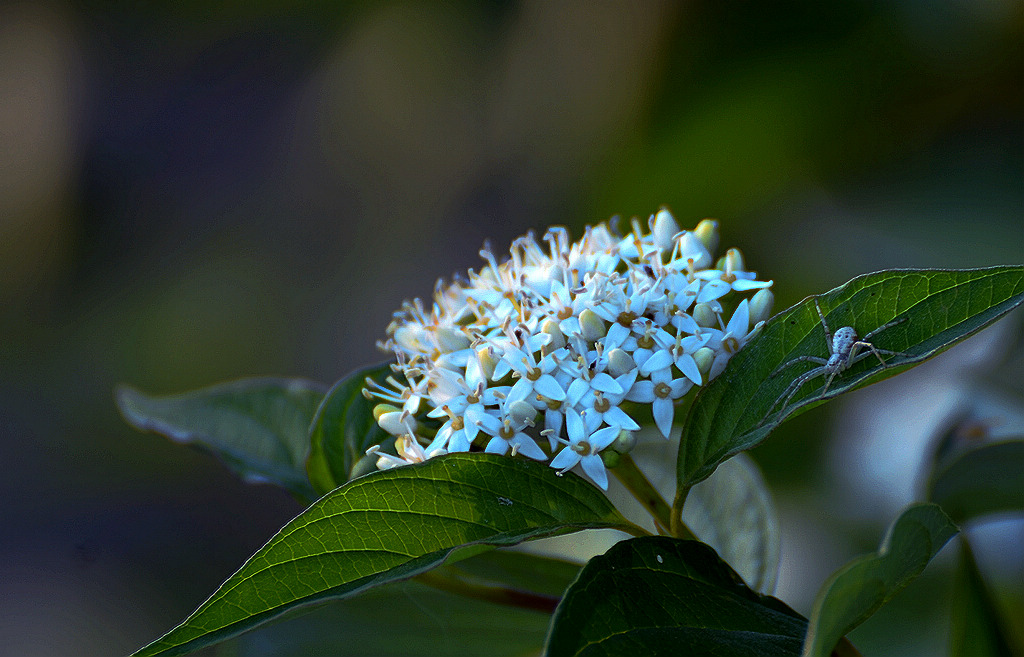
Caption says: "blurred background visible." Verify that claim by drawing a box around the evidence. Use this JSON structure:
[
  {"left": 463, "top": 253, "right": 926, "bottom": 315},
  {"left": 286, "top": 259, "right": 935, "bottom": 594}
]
[{"left": 0, "top": 1, "right": 1021, "bottom": 655}]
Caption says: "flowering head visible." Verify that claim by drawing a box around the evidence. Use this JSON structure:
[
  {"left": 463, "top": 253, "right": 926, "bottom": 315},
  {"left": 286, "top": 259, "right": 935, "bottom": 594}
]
[{"left": 365, "top": 208, "right": 772, "bottom": 489}]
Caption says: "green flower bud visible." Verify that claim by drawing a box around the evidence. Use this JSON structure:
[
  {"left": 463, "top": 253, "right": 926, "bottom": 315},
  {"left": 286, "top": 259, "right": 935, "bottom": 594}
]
[
  {"left": 579, "top": 308, "right": 606, "bottom": 342},
  {"left": 541, "top": 318, "right": 566, "bottom": 353},
  {"left": 693, "top": 218, "right": 720, "bottom": 255},
  {"left": 693, "top": 302, "right": 718, "bottom": 328},
  {"left": 372, "top": 403, "right": 401, "bottom": 421},
  {"left": 694, "top": 347, "right": 715, "bottom": 376},
  {"left": 749, "top": 288, "right": 774, "bottom": 325},
  {"left": 477, "top": 346, "right": 497, "bottom": 380},
  {"left": 600, "top": 449, "right": 621, "bottom": 469},
  {"left": 606, "top": 348, "right": 636, "bottom": 378},
  {"left": 612, "top": 429, "right": 637, "bottom": 454}
]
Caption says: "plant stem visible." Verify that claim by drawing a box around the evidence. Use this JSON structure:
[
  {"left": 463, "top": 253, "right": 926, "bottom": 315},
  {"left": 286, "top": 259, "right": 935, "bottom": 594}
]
[
  {"left": 670, "top": 486, "right": 697, "bottom": 540},
  {"left": 414, "top": 569, "right": 561, "bottom": 614},
  {"left": 612, "top": 453, "right": 677, "bottom": 535}
]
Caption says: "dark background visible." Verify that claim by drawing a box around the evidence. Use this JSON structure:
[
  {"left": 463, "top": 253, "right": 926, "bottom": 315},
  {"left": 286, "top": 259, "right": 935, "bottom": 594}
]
[{"left": 0, "top": 2, "right": 1021, "bottom": 655}]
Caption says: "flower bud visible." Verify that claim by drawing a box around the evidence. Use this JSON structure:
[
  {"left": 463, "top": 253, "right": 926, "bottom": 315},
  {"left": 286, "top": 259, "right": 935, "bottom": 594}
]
[
  {"left": 693, "top": 302, "right": 718, "bottom": 328},
  {"left": 378, "top": 410, "right": 408, "bottom": 436},
  {"left": 724, "top": 248, "right": 745, "bottom": 275},
  {"left": 579, "top": 309, "right": 606, "bottom": 342},
  {"left": 693, "top": 347, "right": 715, "bottom": 376},
  {"left": 541, "top": 318, "right": 566, "bottom": 352},
  {"left": 606, "top": 348, "right": 636, "bottom": 378},
  {"left": 749, "top": 288, "right": 774, "bottom": 325},
  {"left": 612, "top": 429, "right": 637, "bottom": 454},
  {"left": 434, "top": 326, "right": 470, "bottom": 352},
  {"left": 508, "top": 400, "right": 537, "bottom": 426},
  {"left": 373, "top": 403, "right": 401, "bottom": 421},
  {"left": 394, "top": 325, "right": 430, "bottom": 353},
  {"left": 600, "top": 449, "right": 621, "bottom": 469},
  {"left": 476, "top": 346, "right": 497, "bottom": 381},
  {"left": 652, "top": 208, "right": 680, "bottom": 251},
  {"left": 679, "top": 232, "right": 713, "bottom": 270},
  {"left": 693, "top": 218, "right": 719, "bottom": 255}
]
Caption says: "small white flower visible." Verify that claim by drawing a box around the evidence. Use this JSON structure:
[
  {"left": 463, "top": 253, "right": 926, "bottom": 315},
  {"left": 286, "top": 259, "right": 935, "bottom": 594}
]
[
  {"left": 550, "top": 413, "right": 621, "bottom": 490},
  {"left": 365, "top": 209, "right": 772, "bottom": 478},
  {"left": 625, "top": 367, "right": 693, "bottom": 439}
]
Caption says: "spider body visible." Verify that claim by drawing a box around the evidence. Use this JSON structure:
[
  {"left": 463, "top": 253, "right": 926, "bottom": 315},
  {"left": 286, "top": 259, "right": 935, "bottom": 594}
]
[{"left": 762, "top": 300, "right": 910, "bottom": 421}]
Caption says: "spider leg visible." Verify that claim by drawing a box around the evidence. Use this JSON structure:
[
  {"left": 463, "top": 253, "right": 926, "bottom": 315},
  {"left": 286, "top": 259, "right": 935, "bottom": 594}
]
[
  {"left": 862, "top": 315, "right": 908, "bottom": 341},
  {"left": 849, "top": 342, "right": 911, "bottom": 368},
  {"left": 819, "top": 366, "right": 842, "bottom": 397},
  {"left": 813, "top": 299, "right": 833, "bottom": 356},
  {"left": 770, "top": 354, "right": 828, "bottom": 378},
  {"left": 762, "top": 365, "right": 827, "bottom": 421}
]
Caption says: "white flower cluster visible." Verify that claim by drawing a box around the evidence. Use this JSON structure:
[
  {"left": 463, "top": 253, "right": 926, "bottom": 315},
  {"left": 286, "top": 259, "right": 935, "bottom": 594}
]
[{"left": 364, "top": 209, "right": 773, "bottom": 489}]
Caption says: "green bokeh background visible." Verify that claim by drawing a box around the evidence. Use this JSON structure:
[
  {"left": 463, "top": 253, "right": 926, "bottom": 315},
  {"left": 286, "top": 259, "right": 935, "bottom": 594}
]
[{"left": 0, "top": 2, "right": 1020, "bottom": 655}]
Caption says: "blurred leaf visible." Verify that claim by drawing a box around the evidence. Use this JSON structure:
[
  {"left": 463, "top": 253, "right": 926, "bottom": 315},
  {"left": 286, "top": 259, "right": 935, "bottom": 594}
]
[
  {"left": 130, "top": 453, "right": 630, "bottom": 657},
  {"left": 684, "top": 453, "right": 781, "bottom": 594},
  {"left": 950, "top": 539, "right": 1018, "bottom": 657},
  {"left": 678, "top": 265, "right": 1024, "bottom": 493},
  {"left": 227, "top": 550, "right": 580, "bottom": 657},
  {"left": 226, "top": 579, "right": 551, "bottom": 657},
  {"left": 117, "top": 377, "right": 326, "bottom": 502},
  {"left": 306, "top": 362, "right": 393, "bottom": 495},
  {"left": 928, "top": 440, "right": 1024, "bottom": 525},
  {"left": 802, "top": 503, "right": 959, "bottom": 657},
  {"left": 546, "top": 536, "right": 807, "bottom": 657},
  {"left": 438, "top": 548, "right": 581, "bottom": 600}
]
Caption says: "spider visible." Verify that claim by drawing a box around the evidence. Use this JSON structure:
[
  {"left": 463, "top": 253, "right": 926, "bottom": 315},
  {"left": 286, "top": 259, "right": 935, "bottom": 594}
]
[{"left": 762, "top": 299, "right": 911, "bottom": 421}]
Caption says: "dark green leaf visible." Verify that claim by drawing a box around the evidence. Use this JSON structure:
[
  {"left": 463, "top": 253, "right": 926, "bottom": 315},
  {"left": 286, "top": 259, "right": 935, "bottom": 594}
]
[
  {"left": 438, "top": 548, "right": 581, "bottom": 600},
  {"left": 546, "top": 536, "right": 807, "bottom": 657},
  {"left": 226, "top": 579, "right": 551, "bottom": 657},
  {"left": 306, "top": 362, "right": 393, "bottom": 494},
  {"left": 684, "top": 453, "right": 780, "bottom": 594},
  {"left": 227, "top": 551, "right": 580, "bottom": 657},
  {"left": 950, "top": 539, "right": 1018, "bottom": 657},
  {"left": 928, "top": 440, "right": 1024, "bottom": 525},
  {"left": 802, "top": 503, "right": 959, "bottom": 657},
  {"left": 678, "top": 266, "right": 1024, "bottom": 492},
  {"left": 130, "top": 453, "right": 630, "bottom": 657},
  {"left": 116, "top": 377, "right": 326, "bottom": 502}
]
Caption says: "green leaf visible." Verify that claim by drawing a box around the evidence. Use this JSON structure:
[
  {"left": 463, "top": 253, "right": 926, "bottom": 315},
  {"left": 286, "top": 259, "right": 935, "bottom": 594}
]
[
  {"left": 130, "top": 453, "right": 630, "bottom": 657},
  {"left": 226, "top": 579, "right": 551, "bottom": 657},
  {"left": 802, "top": 503, "right": 959, "bottom": 657},
  {"left": 683, "top": 453, "right": 781, "bottom": 594},
  {"left": 928, "top": 440, "right": 1024, "bottom": 525},
  {"left": 678, "top": 265, "right": 1024, "bottom": 493},
  {"left": 437, "top": 548, "right": 582, "bottom": 600},
  {"left": 116, "top": 377, "right": 327, "bottom": 502},
  {"left": 950, "top": 539, "right": 1018, "bottom": 657},
  {"left": 227, "top": 551, "right": 581, "bottom": 657},
  {"left": 306, "top": 362, "right": 393, "bottom": 494},
  {"left": 546, "top": 536, "right": 807, "bottom": 657}
]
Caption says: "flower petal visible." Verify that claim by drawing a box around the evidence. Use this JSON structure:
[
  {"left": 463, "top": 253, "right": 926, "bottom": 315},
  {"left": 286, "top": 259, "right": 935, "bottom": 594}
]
[{"left": 653, "top": 398, "right": 674, "bottom": 439}]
